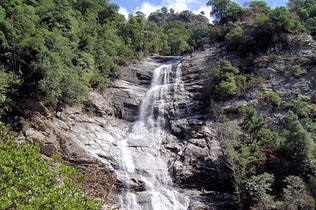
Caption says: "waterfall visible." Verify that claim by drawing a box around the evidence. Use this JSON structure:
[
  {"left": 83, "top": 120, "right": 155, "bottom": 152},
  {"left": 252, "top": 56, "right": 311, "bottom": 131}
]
[{"left": 116, "top": 62, "right": 189, "bottom": 210}]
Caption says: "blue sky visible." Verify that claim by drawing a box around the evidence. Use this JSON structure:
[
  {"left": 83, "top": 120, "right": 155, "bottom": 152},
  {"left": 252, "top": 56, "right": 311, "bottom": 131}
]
[{"left": 110, "top": 0, "right": 287, "bottom": 22}]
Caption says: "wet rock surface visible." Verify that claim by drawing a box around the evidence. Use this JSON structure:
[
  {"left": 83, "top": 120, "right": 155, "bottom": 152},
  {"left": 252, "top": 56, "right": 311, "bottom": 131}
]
[
  {"left": 10, "top": 30, "right": 316, "bottom": 210},
  {"left": 16, "top": 55, "right": 235, "bottom": 209}
]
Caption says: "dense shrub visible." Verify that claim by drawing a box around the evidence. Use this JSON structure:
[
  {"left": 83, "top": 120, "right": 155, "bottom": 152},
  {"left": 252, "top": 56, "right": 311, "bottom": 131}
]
[
  {"left": 291, "top": 65, "right": 307, "bottom": 78},
  {"left": 225, "top": 27, "right": 245, "bottom": 51},
  {"left": 264, "top": 90, "right": 282, "bottom": 108},
  {"left": 0, "top": 122, "right": 102, "bottom": 210}
]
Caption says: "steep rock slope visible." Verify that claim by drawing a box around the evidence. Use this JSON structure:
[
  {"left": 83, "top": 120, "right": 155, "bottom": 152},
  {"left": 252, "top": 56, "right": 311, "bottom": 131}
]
[
  {"left": 16, "top": 55, "right": 234, "bottom": 209},
  {"left": 15, "top": 33, "right": 316, "bottom": 209}
]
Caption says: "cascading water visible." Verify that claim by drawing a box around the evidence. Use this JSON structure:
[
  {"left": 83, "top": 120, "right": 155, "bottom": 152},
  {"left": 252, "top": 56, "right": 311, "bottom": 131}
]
[{"left": 116, "top": 62, "right": 190, "bottom": 210}]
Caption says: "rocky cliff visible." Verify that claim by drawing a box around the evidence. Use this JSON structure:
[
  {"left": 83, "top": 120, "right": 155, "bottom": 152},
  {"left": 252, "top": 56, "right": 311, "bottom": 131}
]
[{"left": 14, "top": 33, "right": 316, "bottom": 209}]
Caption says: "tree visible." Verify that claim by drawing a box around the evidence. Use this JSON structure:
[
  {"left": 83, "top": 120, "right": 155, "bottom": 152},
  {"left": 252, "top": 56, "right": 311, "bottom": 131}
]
[
  {"left": 281, "top": 176, "right": 315, "bottom": 209},
  {"left": 246, "top": 0, "right": 271, "bottom": 15},
  {"left": 191, "top": 23, "right": 211, "bottom": 48},
  {"left": 287, "top": 0, "right": 306, "bottom": 13},
  {"left": 97, "top": 2, "right": 120, "bottom": 24},
  {"left": 225, "top": 27, "right": 245, "bottom": 51},
  {"left": 165, "top": 21, "right": 192, "bottom": 55},
  {"left": 281, "top": 111, "right": 314, "bottom": 175},
  {"left": 306, "top": 17, "right": 316, "bottom": 34},
  {"left": 0, "top": 4, "right": 43, "bottom": 73},
  {"left": 161, "top": 6, "right": 168, "bottom": 14},
  {"left": 246, "top": 172, "right": 275, "bottom": 207},
  {"left": 166, "top": 28, "right": 191, "bottom": 55},
  {"left": 207, "top": 0, "right": 244, "bottom": 23},
  {"left": 120, "top": 15, "right": 145, "bottom": 53},
  {"left": 270, "top": 6, "right": 305, "bottom": 33},
  {"left": 74, "top": 0, "right": 96, "bottom": 16},
  {"left": 179, "top": 10, "right": 194, "bottom": 22},
  {"left": 144, "top": 21, "right": 169, "bottom": 54},
  {"left": 286, "top": 0, "right": 314, "bottom": 21},
  {"left": 0, "top": 68, "right": 20, "bottom": 117},
  {"left": 216, "top": 76, "right": 238, "bottom": 97},
  {"left": 208, "top": 59, "right": 240, "bottom": 100},
  {"left": 224, "top": 143, "right": 267, "bottom": 208},
  {"left": 239, "top": 105, "right": 279, "bottom": 147}
]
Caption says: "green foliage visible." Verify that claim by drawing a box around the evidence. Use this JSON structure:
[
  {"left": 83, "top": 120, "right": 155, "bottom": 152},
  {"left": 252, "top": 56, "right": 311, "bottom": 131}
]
[
  {"left": 0, "top": 0, "right": 212, "bottom": 116},
  {"left": 246, "top": 0, "right": 271, "bottom": 15},
  {"left": 208, "top": 59, "right": 264, "bottom": 100},
  {"left": 290, "top": 95, "right": 311, "bottom": 118},
  {"left": 224, "top": 143, "right": 268, "bottom": 207},
  {"left": 0, "top": 68, "right": 21, "bottom": 117},
  {"left": 165, "top": 21, "right": 192, "bottom": 55},
  {"left": 218, "top": 96, "right": 316, "bottom": 208},
  {"left": 0, "top": 122, "right": 102, "bottom": 209},
  {"left": 207, "top": 0, "right": 244, "bottom": 24},
  {"left": 291, "top": 64, "right": 307, "bottom": 78},
  {"left": 178, "top": 10, "right": 194, "bottom": 22},
  {"left": 284, "top": 111, "right": 312, "bottom": 155},
  {"left": 251, "top": 15, "right": 275, "bottom": 50},
  {"left": 225, "top": 27, "right": 245, "bottom": 51},
  {"left": 239, "top": 105, "right": 279, "bottom": 147},
  {"left": 264, "top": 90, "right": 282, "bottom": 108},
  {"left": 306, "top": 17, "right": 316, "bottom": 34},
  {"left": 209, "top": 26, "right": 226, "bottom": 41},
  {"left": 121, "top": 15, "right": 145, "bottom": 53},
  {"left": 281, "top": 110, "right": 315, "bottom": 175},
  {"left": 208, "top": 59, "right": 239, "bottom": 99},
  {"left": 246, "top": 172, "right": 274, "bottom": 206},
  {"left": 281, "top": 176, "right": 315, "bottom": 210},
  {"left": 271, "top": 6, "right": 305, "bottom": 34},
  {"left": 190, "top": 23, "right": 211, "bottom": 48},
  {"left": 288, "top": 0, "right": 316, "bottom": 22},
  {"left": 250, "top": 6, "right": 305, "bottom": 51},
  {"left": 216, "top": 76, "right": 238, "bottom": 97}
]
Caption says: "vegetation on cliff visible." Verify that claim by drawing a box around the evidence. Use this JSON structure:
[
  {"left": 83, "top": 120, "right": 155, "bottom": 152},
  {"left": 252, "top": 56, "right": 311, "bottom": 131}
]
[
  {"left": 0, "top": 0, "right": 316, "bottom": 209},
  {"left": 0, "top": 0, "right": 209, "bottom": 118},
  {"left": 0, "top": 122, "right": 103, "bottom": 209},
  {"left": 206, "top": 1, "right": 316, "bottom": 208}
]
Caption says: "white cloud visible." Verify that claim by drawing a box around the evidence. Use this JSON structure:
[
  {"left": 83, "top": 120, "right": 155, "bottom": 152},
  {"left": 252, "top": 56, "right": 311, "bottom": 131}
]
[
  {"left": 193, "top": 6, "right": 213, "bottom": 23},
  {"left": 116, "top": 0, "right": 287, "bottom": 23},
  {"left": 161, "top": 0, "right": 191, "bottom": 12},
  {"left": 119, "top": 7, "right": 130, "bottom": 20},
  {"left": 135, "top": 2, "right": 161, "bottom": 16},
  {"left": 117, "top": 0, "right": 213, "bottom": 23}
]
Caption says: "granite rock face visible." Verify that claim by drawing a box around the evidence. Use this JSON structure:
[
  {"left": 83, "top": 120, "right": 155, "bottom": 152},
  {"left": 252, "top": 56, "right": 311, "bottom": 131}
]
[
  {"left": 17, "top": 55, "right": 234, "bottom": 209},
  {"left": 18, "top": 38, "right": 316, "bottom": 209}
]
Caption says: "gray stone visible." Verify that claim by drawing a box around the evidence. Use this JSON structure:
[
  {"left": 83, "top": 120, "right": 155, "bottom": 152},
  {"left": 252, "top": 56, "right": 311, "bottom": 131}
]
[{"left": 24, "top": 128, "right": 58, "bottom": 157}]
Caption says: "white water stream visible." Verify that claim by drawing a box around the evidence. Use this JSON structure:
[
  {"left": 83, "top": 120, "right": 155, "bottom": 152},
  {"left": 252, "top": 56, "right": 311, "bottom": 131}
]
[{"left": 116, "top": 62, "right": 190, "bottom": 210}]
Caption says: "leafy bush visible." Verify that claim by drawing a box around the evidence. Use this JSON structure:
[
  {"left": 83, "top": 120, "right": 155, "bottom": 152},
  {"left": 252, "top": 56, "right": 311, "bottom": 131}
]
[
  {"left": 264, "top": 90, "right": 282, "bottom": 108},
  {"left": 207, "top": 0, "right": 244, "bottom": 24},
  {"left": 281, "top": 176, "right": 315, "bottom": 210},
  {"left": 225, "top": 27, "right": 245, "bottom": 51},
  {"left": 239, "top": 105, "right": 280, "bottom": 147},
  {"left": 306, "top": 17, "right": 316, "bottom": 34},
  {"left": 0, "top": 68, "right": 21, "bottom": 117},
  {"left": 290, "top": 95, "right": 311, "bottom": 118},
  {"left": 291, "top": 65, "right": 307, "bottom": 78},
  {"left": 208, "top": 59, "right": 264, "bottom": 100},
  {"left": 216, "top": 76, "right": 238, "bottom": 98},
  {"left": 209, "top": 26, "right": 224, "bottom": 41},
  {"left": 246, "top": 172, "right": 274, "bottom": 206},
  {"left": 0, "top": 122, "right": 103, "bottom": 210},
  {"left": 208, "top": 59, "right": 240, "bottom": 100}
]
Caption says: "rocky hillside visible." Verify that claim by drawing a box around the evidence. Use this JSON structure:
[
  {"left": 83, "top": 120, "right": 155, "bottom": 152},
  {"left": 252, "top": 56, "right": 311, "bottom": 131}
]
[{"left": 13, "top": 33, "right": 316, "bottom": 209}]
